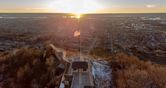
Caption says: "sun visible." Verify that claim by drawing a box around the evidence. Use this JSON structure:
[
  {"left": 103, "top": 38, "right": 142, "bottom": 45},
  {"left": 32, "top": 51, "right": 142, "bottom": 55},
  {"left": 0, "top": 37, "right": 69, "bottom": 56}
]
[
  {"left": 49, "top": 0, "right": 103, "bottom": 14},
  {"left": 75, "top": 14, "right": 81, "bottom": 19}
]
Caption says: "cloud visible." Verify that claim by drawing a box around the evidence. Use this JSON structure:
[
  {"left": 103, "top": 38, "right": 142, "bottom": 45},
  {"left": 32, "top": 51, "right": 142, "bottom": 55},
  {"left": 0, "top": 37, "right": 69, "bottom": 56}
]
[
  {"left": 146, "top": 4, "right": 157, "bottom": 8},
  {"left": 25, "top": 8, "right": 46, "bottom": 10}
]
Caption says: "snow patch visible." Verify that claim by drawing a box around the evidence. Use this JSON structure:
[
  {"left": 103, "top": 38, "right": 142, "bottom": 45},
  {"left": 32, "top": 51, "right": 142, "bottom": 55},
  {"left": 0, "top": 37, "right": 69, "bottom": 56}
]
[{"left": 92, "top": 60, "right": 112, "bottom": 88}]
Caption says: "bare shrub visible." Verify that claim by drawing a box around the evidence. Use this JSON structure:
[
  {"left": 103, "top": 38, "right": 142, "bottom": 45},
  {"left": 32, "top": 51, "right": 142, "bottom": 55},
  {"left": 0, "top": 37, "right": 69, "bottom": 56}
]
[
  {"left": 0, "top": 47, "right": 64, "bottom": 88},
  {"left": 111, "top": 53, "right": 166, "bottom": 88}
]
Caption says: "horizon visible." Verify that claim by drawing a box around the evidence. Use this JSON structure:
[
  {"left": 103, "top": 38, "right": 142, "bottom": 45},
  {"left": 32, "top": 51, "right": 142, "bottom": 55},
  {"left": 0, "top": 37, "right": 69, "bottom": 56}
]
[
  {"left": 0, "top": 12, "right": 166, "bottom": 14},
  {"left": 0, "top": 0, "right": 166, "bottom": 14}
]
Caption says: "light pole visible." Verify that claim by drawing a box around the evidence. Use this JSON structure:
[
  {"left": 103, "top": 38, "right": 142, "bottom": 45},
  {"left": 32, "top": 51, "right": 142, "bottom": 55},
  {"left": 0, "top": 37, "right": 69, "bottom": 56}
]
[
  {"left": 77, "top": 15, "right": 82, "bottom": 60},
  {"left": 73, "top": 14, "right": 82, "bottom": 60}
]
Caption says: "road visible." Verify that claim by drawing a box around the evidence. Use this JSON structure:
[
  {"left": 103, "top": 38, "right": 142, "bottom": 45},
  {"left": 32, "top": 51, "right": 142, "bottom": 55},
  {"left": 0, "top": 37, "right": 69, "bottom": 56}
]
[{"left": 60, "top": 55, "right": 112, "bottom": 88}]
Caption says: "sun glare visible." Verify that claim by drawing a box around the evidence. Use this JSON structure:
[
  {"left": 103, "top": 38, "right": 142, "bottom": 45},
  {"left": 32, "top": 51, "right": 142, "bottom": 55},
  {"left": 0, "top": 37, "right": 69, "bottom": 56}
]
[
  {"left": 49, "top": 0, "right": 103, "bottom": 14},
  {"left": 76, "top": 15, "right": 81, "bottom": 19},
  {"left": 75, "top": 14, "right": 82, "bottom": 19}
]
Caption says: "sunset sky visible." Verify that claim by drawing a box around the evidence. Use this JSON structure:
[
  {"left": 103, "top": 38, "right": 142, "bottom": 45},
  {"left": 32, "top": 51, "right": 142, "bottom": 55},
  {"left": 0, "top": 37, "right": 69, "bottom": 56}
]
[{"left": 0, "top": 0, "right": 166, "bottom": 13}]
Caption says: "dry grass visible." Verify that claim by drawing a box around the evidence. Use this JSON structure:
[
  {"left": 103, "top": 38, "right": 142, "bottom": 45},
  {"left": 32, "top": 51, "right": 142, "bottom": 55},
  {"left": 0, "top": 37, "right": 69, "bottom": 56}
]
[
  {"left": 110, "top": 53, "right": 166, "bottom": 88},
  {"left": 0, "top": 47, "right": 64, "bottom": 88},
  {"left": 1, "top": 47, "right": 166, "bottom": 88}
]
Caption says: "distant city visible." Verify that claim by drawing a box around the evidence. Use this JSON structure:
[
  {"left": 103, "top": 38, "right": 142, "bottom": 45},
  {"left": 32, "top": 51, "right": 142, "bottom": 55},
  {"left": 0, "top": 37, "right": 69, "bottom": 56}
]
[
  {"left": 0, "top": 13, "right": 165, "bottom": 63},
  {"left": 0, "top": 13, "right": 166, "bottom": 88}
]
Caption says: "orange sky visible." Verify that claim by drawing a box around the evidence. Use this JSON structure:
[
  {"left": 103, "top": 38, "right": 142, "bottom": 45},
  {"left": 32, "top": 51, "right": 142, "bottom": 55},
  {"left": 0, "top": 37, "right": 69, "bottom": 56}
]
[
  {"left": 0, "top": 0, "right": 166, "bottom": 13},
  {"left": 1, "top": 7, "right": 165, "bottom": 13}
]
